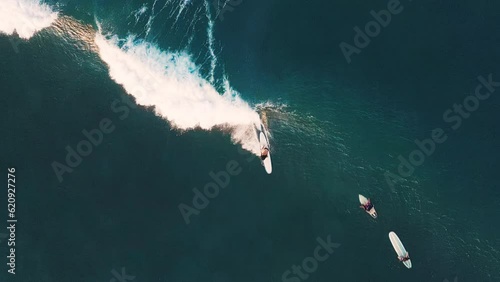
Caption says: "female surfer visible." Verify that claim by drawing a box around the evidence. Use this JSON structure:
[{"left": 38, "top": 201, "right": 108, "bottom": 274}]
[
  {"left": 398, "top": 253, "right": 410, "bottom": 262},
  {"left": 360, "top": 199, "right": 373, "bottom": 211}
]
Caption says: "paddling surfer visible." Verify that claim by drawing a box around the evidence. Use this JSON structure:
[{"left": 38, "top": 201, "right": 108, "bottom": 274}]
[
  {"left": 398, "top": 253, "right": 410, "bottom": 262},
  {"left": 359, "top": 198, "right": 373, "bottom": 211}
]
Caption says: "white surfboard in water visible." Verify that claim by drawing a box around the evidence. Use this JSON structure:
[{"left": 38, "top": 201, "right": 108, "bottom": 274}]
[
  {"left": 257, "top": 124, "right": 272, "bottom": 174},
  {"left": 358, "top": 194, "right": 377, "bottom": 219},
  {"left": 389, "top": 231, "right": 412, "bottom": 269}
]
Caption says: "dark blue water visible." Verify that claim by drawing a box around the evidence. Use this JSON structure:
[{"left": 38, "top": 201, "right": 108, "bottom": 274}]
[{"left": 1, "top": 0, "right": 499, "bottom": 281}]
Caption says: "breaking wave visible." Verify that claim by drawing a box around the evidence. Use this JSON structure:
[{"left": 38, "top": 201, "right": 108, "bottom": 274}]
[{"left": 0, "top": 0, "right": 58, "bottom": 39}]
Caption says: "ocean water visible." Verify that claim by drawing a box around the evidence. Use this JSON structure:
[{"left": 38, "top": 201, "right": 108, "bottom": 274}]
[{"left": 1, "top": 0, "right": 500, "bottom": 281}]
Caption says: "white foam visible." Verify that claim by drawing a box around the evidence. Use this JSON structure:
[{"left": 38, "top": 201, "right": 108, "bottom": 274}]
[
  {"left": 0, "top": 0, "right": 58, "bottom": 39},
  {"left": 203, "top": 0, "right": 217, "bottom": 84},
  {"left": 94, "top": 32, "right": 262, "bottom": 153},
  {"left": 132, "top": 4, "right": 148, "bottom": 25}
]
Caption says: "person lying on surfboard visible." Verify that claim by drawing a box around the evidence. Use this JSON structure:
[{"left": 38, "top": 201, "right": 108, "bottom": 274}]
[
  {"left": 260, "top": 147, "right": 269, "bottom": 160},
  {"left": 398, "top": 253, "right": 410, "bottom": 262},
  {"left": 359, "top": 199, "right": 373, "bottom": 211}
]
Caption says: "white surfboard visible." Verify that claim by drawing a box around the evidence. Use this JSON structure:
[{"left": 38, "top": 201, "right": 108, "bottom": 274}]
[
  {"left": 358, "top": 194, "right": 377, "bottom": 219},
  {"left": 259, "top": 131, "right": 272, "bottom": 174},
  {"left": 389, "top": 231, "right": 412, "bottom": 269}
]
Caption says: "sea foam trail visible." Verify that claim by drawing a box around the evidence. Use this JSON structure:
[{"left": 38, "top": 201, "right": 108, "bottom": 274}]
[
  {"left": 0, "top": 0, "right": 58, "bottom": 39},
  {"left": 94, "top": 33, "right": 262, "bottom": 154}
]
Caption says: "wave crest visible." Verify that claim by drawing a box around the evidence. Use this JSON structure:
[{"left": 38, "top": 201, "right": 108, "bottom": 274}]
[
  {"left": 0, "top": 0, "right": 58, "bottom": 39},
  {"left": 95, "top": 32, "right": 261, "bottom": 153}
]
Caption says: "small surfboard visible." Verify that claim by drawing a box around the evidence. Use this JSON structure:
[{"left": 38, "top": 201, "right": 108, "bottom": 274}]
[
  {"left": 256, "top": 123, "right": 272, "bottom": 174},
  {"left": 389, "top": 231, "right": 412, "bottom": 269},
  {"left": 359, "top": 194, "right": 377, "bottom": 219}
]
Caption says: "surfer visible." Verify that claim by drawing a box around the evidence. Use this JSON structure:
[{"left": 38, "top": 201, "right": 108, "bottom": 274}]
[
  {"left": 398, "top": 253, "right": 410, "bottom": 262},
  {"left": 260, "top": 147, "right": 269, "bottom": 160},
  {"left": 359, "top": 199, "right": 373, "bottom": 211},
  {"left": 256, "top": 121, "right": 272, "bottom": 174}
]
